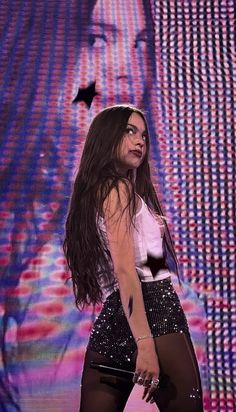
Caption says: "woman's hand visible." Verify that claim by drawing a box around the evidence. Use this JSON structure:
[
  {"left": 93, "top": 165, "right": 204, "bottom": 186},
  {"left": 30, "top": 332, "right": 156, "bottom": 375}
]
[{"left": 133, "top": 339, "right": 160, "bottom": 403}]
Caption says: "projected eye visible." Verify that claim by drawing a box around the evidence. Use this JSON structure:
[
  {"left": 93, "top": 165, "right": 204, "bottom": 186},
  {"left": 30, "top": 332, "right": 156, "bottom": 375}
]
[
  {"left": 88, "top": 33, "right": 107, "bottom": 48},
  {"left": 135, "top": 35, "right": 148, "bottom": 50}
]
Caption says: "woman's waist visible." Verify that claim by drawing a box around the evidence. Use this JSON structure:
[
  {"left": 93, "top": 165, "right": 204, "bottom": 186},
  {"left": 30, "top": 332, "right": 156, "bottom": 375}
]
[
  {"left": 103, "top": 275, "right": 173, "bottom": 301},
  {"left": 137, "top": 267, "right": 172, "bottom": 283}
]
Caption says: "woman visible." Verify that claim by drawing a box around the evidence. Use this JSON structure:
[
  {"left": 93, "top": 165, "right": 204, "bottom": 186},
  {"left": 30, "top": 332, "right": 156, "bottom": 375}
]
[{"left": 64, "top": 104, "right": 203, "bottom": 412}]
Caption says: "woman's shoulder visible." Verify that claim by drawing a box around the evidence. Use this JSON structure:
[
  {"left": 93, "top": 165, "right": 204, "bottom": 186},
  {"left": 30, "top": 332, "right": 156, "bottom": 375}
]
[
  {"left": 104, "top": 178, "right": 133, "bottom": 202},
  {"left": 101, "top": 178, "right": 137, "bottom": 220}
]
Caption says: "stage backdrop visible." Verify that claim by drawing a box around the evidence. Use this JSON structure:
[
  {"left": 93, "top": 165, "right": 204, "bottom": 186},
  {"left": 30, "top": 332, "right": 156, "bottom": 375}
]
[{"left": 0, "top": 1, "right": 235, "bottom": 411}]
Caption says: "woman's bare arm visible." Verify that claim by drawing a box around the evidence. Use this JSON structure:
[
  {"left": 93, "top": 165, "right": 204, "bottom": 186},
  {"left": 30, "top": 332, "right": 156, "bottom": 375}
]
[{"left": 103, "top": 181, "right": 159, "bottom": 399}]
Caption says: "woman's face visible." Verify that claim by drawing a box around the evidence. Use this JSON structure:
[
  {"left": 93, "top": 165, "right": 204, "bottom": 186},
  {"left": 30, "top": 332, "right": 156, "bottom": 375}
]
[
  {"left": 78, "top": 0, "right": 153, "bottom": 109},
  {"left": 117, "top": 112, "right": 147, "bottom": 174}
]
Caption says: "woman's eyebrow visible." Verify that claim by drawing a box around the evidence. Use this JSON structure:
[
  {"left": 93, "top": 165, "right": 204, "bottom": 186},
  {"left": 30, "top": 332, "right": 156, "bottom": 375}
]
[
  {"left": 127, "top": 123, "right": 147, "bottom": 134},
  {"left": 136, "top": 28, "right": 148, "bottom": 38},
  {"left": 90, "top": 21, "right": 119, "bottom": 34},
  {"left": 136, "top": 27, "right": 154, "bottom": 44}
]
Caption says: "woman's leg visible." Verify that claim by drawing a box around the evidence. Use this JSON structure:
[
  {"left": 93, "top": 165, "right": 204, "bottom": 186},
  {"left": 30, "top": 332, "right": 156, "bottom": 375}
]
[
  {"left": 152, "top": 332, "right": 203, "bottom": 412},
  {"left": 79, "top": 350, "right": 134, "bottom": 412}
]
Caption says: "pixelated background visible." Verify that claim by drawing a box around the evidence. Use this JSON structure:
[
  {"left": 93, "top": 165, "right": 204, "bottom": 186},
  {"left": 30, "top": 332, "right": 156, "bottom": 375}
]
[{"left": 0, "top": 1, "right": 235, "bottom": 411}]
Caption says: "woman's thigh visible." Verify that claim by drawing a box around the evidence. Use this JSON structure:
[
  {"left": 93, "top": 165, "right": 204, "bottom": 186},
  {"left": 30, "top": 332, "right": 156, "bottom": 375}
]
[
  {"left": 152, "top": 332, "right": 203, "bottom": 412},
  {"left": 79, "top": 350, "right": 134, "bottom": 412},
  {"left": 80, "top": 333, "right": 203, "bottom": 412}
]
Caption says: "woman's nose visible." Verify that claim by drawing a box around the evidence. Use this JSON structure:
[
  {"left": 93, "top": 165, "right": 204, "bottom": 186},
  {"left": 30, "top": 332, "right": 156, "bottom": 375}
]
[
  {"left": 115, "top": 55, "right": 129, "bottom": 80},
  {"left": 136, "top": 134, "right": 145, "bottom": 147},
  {"left": 115, "top": 38, "right": 137, "bottom": 80}
]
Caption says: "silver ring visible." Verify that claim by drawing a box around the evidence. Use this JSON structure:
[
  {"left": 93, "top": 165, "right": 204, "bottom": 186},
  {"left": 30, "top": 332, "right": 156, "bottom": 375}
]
[
  {"left": 151, "top": 378, "right": 160, "bottom": 387},
  {"left": 137, "top": 376, "right": 144, "bottom": 385}
]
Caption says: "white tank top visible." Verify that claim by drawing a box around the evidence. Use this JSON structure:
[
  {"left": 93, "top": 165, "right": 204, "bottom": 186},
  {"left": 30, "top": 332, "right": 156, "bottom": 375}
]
[
  {"left": 98, "top": 196, "right": 172, "bottom": 296},
  {"left": 134, "top": 196, "right": 171, "bottom": 282}
]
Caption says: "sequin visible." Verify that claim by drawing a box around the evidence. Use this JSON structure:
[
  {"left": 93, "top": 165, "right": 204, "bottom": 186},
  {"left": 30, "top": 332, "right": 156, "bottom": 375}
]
[
  {"left": 189, "top": 387, "right": 201, "bottom": 400},
  {"left": 88, "top": 278, "right": 189, "bottom": 366}
]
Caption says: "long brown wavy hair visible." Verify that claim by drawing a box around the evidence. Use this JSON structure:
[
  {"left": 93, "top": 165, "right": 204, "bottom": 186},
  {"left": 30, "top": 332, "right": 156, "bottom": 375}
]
[{"left": 64, "top": 104, "right": 178, "bottom": 308}]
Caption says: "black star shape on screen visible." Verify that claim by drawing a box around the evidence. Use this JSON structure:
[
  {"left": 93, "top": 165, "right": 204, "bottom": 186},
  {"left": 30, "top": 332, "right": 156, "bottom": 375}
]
[
  {"left": 72, "top": 82, "right": 99, "bottom": 108},
  {"left": 144, "top": 255, "right": 167, "bottom": 277}
]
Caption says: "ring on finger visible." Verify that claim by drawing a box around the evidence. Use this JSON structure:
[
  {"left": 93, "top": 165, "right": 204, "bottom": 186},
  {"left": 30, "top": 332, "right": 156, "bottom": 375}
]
[
  {"left": 144, "top": 379, "right": 151, "bottom": 387},
  {"left": 151, "top": 378, "right": 160, "bottom": 387},
  {"left": 137, "top": 376, "right": 144, "bottom": 385}
]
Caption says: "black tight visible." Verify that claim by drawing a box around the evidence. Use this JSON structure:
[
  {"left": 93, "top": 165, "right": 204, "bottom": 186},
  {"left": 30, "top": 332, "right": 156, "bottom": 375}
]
[
  {"left": 79, "top": 332, "right": 203, "bottom": 412},
  {"left": 152, "top": 333, "right": 203, "bottom": 411},
  {"left": 79, "top": 350, "right": 134, "bottom": 412}
]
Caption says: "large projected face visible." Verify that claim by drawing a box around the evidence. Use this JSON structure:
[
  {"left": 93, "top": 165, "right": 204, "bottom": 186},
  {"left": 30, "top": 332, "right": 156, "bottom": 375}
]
[{"left": 78, "top": 0, "right": 154, "bottom": 109}]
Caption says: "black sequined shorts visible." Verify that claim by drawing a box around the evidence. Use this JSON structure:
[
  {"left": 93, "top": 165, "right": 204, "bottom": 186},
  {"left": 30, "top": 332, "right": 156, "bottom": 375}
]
[{"left": 88, "top": 277, "right": 189, "bottom": 366}]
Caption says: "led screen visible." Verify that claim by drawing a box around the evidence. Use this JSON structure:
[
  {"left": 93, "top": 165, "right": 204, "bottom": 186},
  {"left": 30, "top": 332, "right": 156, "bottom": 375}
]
[{"left": 0, "top": 1, "right": 235, "bottom": 410}]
